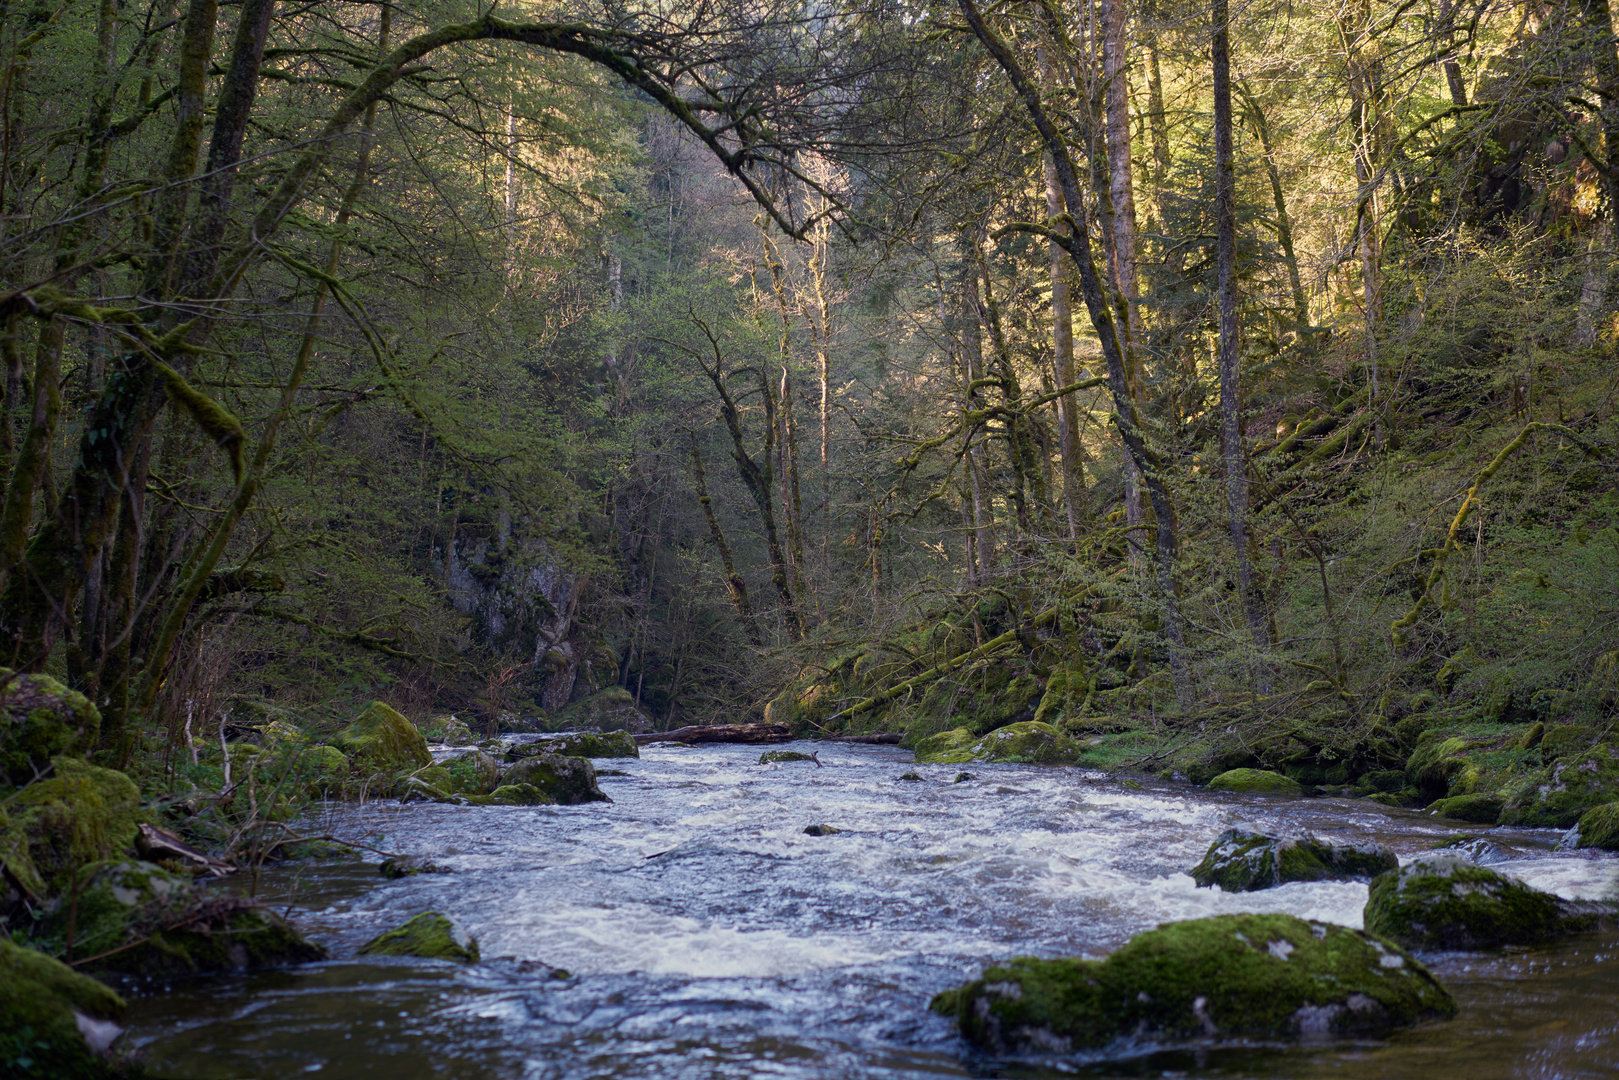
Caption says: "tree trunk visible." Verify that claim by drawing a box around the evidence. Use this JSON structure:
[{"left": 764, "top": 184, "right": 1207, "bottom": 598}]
[
  {"left": 690, "top": 433, "right": 759, "bottom": 643},
  {"left": 1214, "top": 0, "right": 1272, "bottom": 690},
  {"left": 1237, "top": 82, "right": 1311, "bottom": 332},
  {"left": 1040, "top": 45, "right": 1087, "bottom": 541}
]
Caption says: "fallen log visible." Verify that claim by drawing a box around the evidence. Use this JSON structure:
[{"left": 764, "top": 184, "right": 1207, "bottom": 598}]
[
  {"left": 635, "top": 723, "right": 792, "bottom": 745},
  {"left": 136, "top": 823, "right": 236, "bottom": 877}
]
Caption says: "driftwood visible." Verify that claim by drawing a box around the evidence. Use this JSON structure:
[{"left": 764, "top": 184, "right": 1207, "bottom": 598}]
[
  {"left": 635, "top": 723, "right": 792, "bottom": 745},
  {"left": 136, "top": 823, "right": 236, "bottom": 877}
]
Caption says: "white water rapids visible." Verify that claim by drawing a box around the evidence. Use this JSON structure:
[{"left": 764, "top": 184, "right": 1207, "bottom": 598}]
[{"left": 126, "top": 741, "right": 1619, "bottom": 1079}]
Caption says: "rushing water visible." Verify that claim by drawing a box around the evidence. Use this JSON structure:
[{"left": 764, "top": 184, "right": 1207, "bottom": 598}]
[{"left": 123, "top": 742, "right": 1619, "bottom": 1078}]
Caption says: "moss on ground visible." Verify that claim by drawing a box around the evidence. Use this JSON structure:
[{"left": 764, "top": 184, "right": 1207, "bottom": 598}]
[{"left": 0, "top": 938, "right": 126, "bottom": 1078}]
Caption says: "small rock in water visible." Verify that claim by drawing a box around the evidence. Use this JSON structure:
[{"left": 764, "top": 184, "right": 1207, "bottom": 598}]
[
  {"left": 933, "top": 913, "right": 1454, "bottom": 1056},
  {"left": 1363, "top": 856, "right": 1617, "bottom": 950},
  {"left": 1190, "top": 827, "right": 1397, "bottom": 892},
  {"left": 802, "top": 824, "right": 840, "bottom": 836},
  {"left": 1434, "top": 835, "right": 1513, "bottom": 864},
  {"left": 379, "top": 856, "right": 452, "bottom": 879},
  {"left": 898, "top": 772, "right": 923, "bottom": 782},
  {"left": 954, "top": 772, "right": 973, "bottom": 783},
  {"left": 1206, "top": 768, "right": 1303, "bottom": 796},
  {"left": 359, "top": 911, "right": 480, "bottom": 962},
  {"left": 759, "top": 749, "right": 819, "bottom": 765}
]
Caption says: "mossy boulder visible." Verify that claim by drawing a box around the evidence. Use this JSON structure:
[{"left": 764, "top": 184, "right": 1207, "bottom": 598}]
[
  {"left": 1031, "top": 665, "right": 1091, "bottom": 726},
  {"left": 499, "top": 754, "right": 608, "bottom": 804},
  {"left": 39, "top": 860, "right": 325, "bottom": 977},
  {"left": 0, "top": 938, "right": 126, "bottom": 1077},
  {"left": 1498, "top": 743, "right": 1619, "bottom": 828},
  {"left": 549, "top": 687, "right": 652, "bottom": 734},
  {"left": 515, "top": 730, "right": 639, "bottom": 760},
  {"left": 333, "top": 701, "right": 431, "bottom": 774},
  {"left": 423, "top": 716, "right": 476, "bottom": 744},
  {"left": 358, "top": 911, "right": 479, "bottom": 962},
  {"left": 1426, "top": 793, "right": 1504, "bottom": 823},
  {"left": 8, "top": 758, "right": 141, "bottom": 895},
  {"left": 932, "top": 913, "right": 1454, "bottom": 1056},
  {"left": 1363, "top": 856, "right": 1615, "bottom": 950},
  {"left": 0, "top": 670, "right": 101, "bottom": 786},
  {"left": 1206, "top": 768, "right": 1302, "bottom": 796},
  {"left": 759, "top": 750, "right": 817, "bottom": 764},
  {"left": 463, "top": 783, "right": 553, "bottom": 806},
  {"left": 1538, "top": 724, "right": 1597, "bottom": 759},
  {"left": 1190, "top": 828, "right": 1397, "bottom": 892},
  {"left": 1566, "top": 801, "right": 1619, "bottom": 851},
  {"left": 434, "top": 749, "right": 503, "bottom": 795},
  {"left": 913, "top": 721, "right": 1080, "bottom": 766}
]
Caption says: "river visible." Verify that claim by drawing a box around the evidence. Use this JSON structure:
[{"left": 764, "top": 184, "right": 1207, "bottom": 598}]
[{"left": 123, "top": 741, "right": 1619, "bottom": 1078}]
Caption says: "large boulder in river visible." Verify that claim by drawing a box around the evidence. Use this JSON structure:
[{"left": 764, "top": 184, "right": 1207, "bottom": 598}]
[
  {"left": 1566, "top": 801, "right": 1619, "bottom": 851},
  {"left": 4, "top": 757, "right": 141, "bottom": 895},
  {"left": 333, "top": 701, "right": 431, "bottom": 775},
  {"left": 1363, "top": 856, "right": 1615, "bottom": 950},
  {"left": 359, "top": 911, "right": 479, "bottom": 962},
  {"left": 1497, "top": 744, "right": 1619, "bottom": 828},
  {"left": 512, "top": 730, "right": 638, "bottom": 760},
  {"left": 40, "top": 860, "right": 325, "bottom": 977},
  {"left": 932, "top": 913, "right": 1454, "bottom": 1056},
  {"left": 1190, "top": 828, "right": 1397, "bottom": 892},
  {"left": 913, "top": 721, "right": 1080, "bottom": 765},
  {"left": 0, "top": 669, "right": 101, "bottom": 785},
  {"left": 0, "top": 938, "right": 127, "bottom": 1077},
  {"left": 1206, "top": 768, "right": 1302, "bottom": 795},
  {"left": 497, "top": 754, "right": 609, "bottom": 804}
]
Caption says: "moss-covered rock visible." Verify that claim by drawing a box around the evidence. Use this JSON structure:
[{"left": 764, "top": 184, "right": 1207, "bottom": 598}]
[
  {"left": 333, "top": 701, "right": 431, "bottom": 775},
  {"left": 913, "top": 721, "right": 1080, "bottom": 766},
  {"left": 358, "top": 911, "right": 479, "bottom": 962},
  {"left": 1363, "top": 856, "right": 1614, "bottom": 950},
  {"left": 1206, "top": 768, "right": 1302, "bottom": 796},
  {"left": 759, "top": 750, "right": 817, "bottom": 764},
  {"left": 462, "top": 783, "right": 554, "bottom": 806},
  {"left": 39, "top": 860, "right": 324, "bottom": 977},
  {"left": 1190, "top": 828, "right": 1397, "bottom": 892},
  {"left": 1538, "top": 724, "right": 1597, "bottom": 759},
  {"left": 8, "top": 758, "right": 141, "bottom": 895},
  {"left": 500, "top": 754, "right": 609, "bottom": 804},
  {"left": 0, "top": 671, "right": 101, "bottom": 787},
  {"left": 515, "top": 731, "right": 639, "bottom": 759},
  {"left": 763, "top": 683, "right": 832, "bottom": 730},
  {"left": 1567, "top": 801, "right": 1619, "bottom": 851},
  {"left": 1498, "top": 743, "right": 1619, "bottom": 828},
  {"left": 932, "top": 913, "right": 1454, "bottom": 1056},
  {"left": 549, "top": 687, "right": 652, "bottom": 734},
  {"left": 1426, "top": 793, "right": 1504, "bottom": 823},
  {"left": 0, "top": 938, "right": 126, "bottom": 1078},
  {"left": 395, "top": 775, "right": 455, "bottom": 803},
  {"left": 423, "top": 716, "right": 476, "bottom": 744},
  {"left": 434, "top": 749, "right": 503, "bottom": 795}
]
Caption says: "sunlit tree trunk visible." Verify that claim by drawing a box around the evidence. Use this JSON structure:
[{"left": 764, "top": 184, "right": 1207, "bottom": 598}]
[{"left": 1040, "top": 46, "right": 1087, "bottom": 541}]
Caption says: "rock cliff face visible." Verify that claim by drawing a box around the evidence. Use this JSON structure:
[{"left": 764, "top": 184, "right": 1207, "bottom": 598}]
[{"left": 444, "top": 533, "right": 611, "bottom": 713}]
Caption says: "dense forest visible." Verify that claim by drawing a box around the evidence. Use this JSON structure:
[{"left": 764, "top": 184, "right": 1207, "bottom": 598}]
[{"left": 2, "top": 0, "right": 1616, "bottom": 791}]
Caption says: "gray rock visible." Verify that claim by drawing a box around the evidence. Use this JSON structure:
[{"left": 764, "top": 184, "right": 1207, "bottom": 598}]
[{"left": 1190, "top": 827, "right": 1398, "bottom": 892}]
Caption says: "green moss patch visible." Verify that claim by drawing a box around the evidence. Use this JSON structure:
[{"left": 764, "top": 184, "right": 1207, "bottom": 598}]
[
  {"left": 1570, "top": 802, "right": 1619, "bottom": 851},
  {"left": 9, "top": 758, "right": 141, "bottom": 894},
  {"left": 0, "top": 938, "right": 126, "bottom": 1078},
  {"left": 359, "top": 911, "right": 479, "bottom": 962},
  {"left": 933, "top": 913, "right": 1454, "bottom": 1056},
  {"left": 0, "top": 670, "right": 101, "bottom": 785},
  {"left": 1206, "top": 768, "right": 1303, "bottom": 795},
  {"left": 913, "top": 721, "right": 1080, "bottom": 765}
]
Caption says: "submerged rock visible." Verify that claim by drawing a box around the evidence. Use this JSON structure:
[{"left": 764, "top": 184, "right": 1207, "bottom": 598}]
[
  {"left": 41, "top": 860, "right": 325, "bottom": 977},
  {"left": 1363, "top": 856, "right": 1614, "bottom": 950},
  {"left": 0, "top": 669, "right": 102, "bottom": 785},
  {"left": 499, "top": 754, "right": 610, "bottom": 805},
  {"left": 1190, "top": 828, "right": 1397, "bottom": 892},
  {"left": 1206, "top": 768, "right": 1302, "bottom": 796},
  {"left": 913, "top": 721, "right": 1080, "bottom": 766},
  {"left": 1433, "top": 836, "right": 1513, "bottom": 865},
  {"left": 379, "top": 856, "right": 452, "bottom": 878},
  {"left": 933, "top": 913, "right": 1454, "bottom": 1056},
  {"left": 359, "top": 911, "right": 479, "bottom": 962},
  {"left": 0, "top": 938, "right": 127, "bottom": 1077},
  {"left": 333, "top": 701, "right": 431, "bottom": 775},
  {"left": 512, "top": 731, "right": 639, "bottom": 759}
]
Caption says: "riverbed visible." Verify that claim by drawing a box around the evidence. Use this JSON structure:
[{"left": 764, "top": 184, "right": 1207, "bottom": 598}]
[{"left": 124, "top": 741, "right": 1619, "bottom": 1078}]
